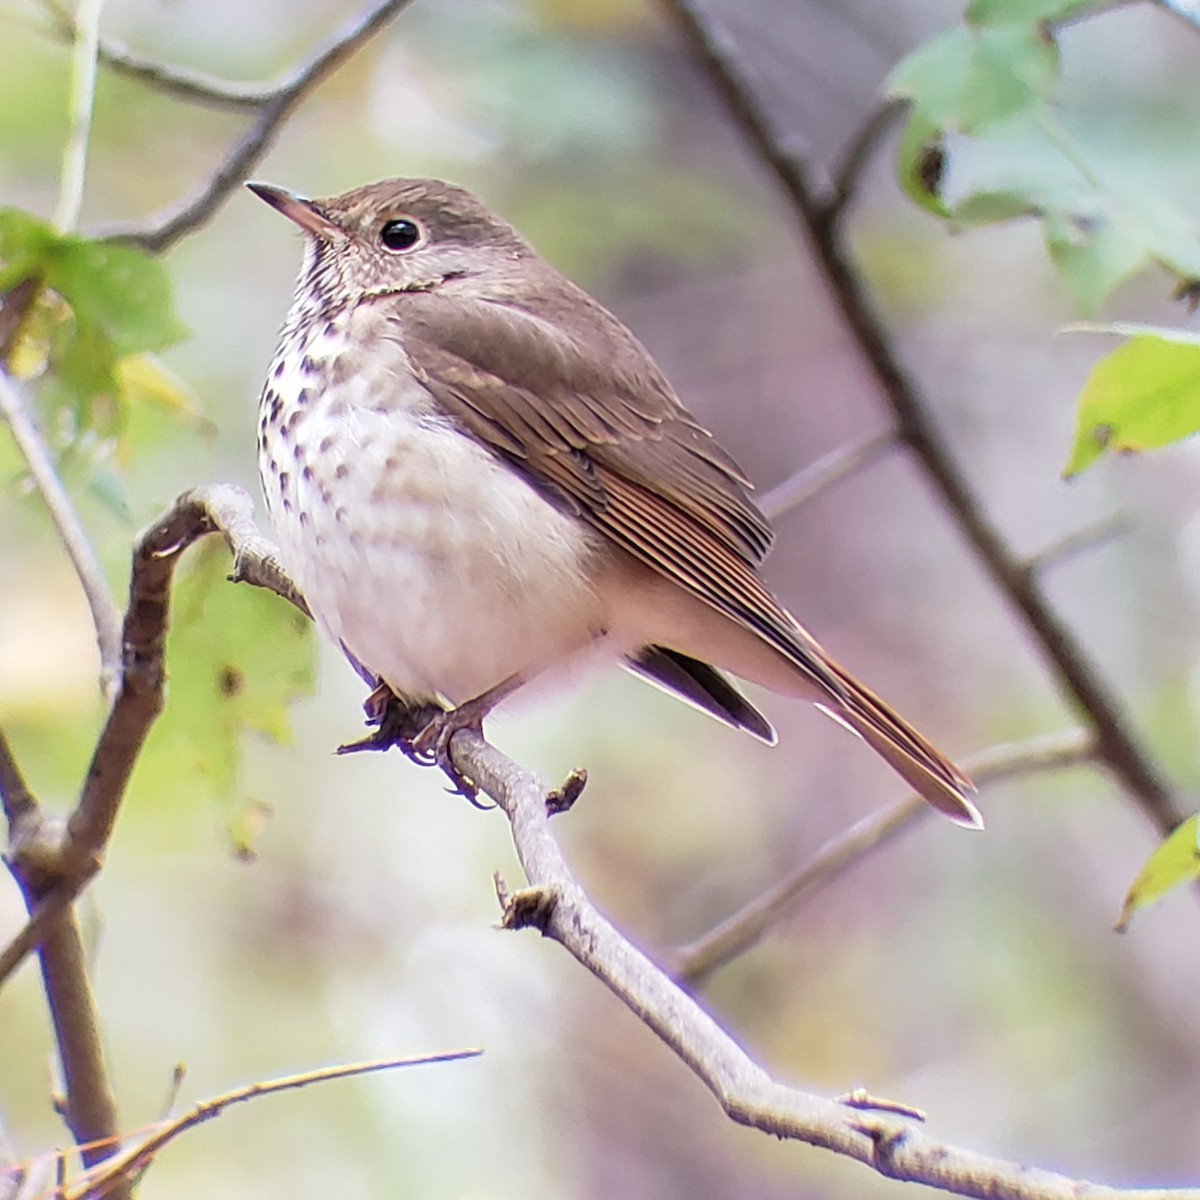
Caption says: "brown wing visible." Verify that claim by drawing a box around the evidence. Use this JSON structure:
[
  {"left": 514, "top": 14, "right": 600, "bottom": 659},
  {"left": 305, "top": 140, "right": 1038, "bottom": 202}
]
[{"left": 389, "top": 288, "right": 850, "bottom": 700}]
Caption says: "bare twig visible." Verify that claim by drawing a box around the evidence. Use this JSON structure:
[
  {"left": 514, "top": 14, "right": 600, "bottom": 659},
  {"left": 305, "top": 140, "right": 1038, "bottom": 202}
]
[
  {"left": 658, "top": 0, "right": 1187, "bottom": 839},
  {"left": 760, "top": 430, "right": 897, "bottom": 521},
  {"left": 53, "top": 0, "right": 104, "bottom": 232},
  {"left": 38, "top": 0, "right": 275, "bottom": 110},
  {"left": 99, "top": 0, "right": 414, "bottom": 253},
  {"left": 56, "top": 1050, "right": 482, "bottom": 1199},
  {"left": 452, "top": 730, "right": 1198, "bottom": 1200},
  {"left": 819, "top": 99, "right": 905, "bottom": 226},
  {"left": 672, "top": 729, "right": 1097, "bottom": 987},
  {"left": 68, "top": 485, "right": 305, "bottom": 869},
  {"left": 1024, "top": 514, "right": 1131, "bottom": 577},
  {"left": 0, "top": 726, "right": 37, "bottom": 825},
  {"left": 0, "top": 368, "right": 122, "bottom": 696}
]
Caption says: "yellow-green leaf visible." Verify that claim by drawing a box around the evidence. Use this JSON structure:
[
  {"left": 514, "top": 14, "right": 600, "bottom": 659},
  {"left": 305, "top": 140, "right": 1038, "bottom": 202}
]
[
  {"left": 1064, "top": 326, "right": 1200, "bottom": 475},
  {"left": 133, "top": 539, "right": 315, "bottom": 815},
  {"left": 1115, "top": 814, "right": 1200, "bottom": 931}
]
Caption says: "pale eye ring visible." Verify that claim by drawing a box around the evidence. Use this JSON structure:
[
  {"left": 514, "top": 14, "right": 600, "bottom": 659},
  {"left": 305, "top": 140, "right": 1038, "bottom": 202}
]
[{"left": 379, "top": 218, "right": 421, "bottom": 252}]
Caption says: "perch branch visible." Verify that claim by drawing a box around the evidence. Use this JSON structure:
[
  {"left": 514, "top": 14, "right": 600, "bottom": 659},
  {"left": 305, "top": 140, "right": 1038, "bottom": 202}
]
[
  {"left": 658, "top": 0, "right": 1187, "bottom": 839},
  {"left": 99, "top": 0, "right": 414, "bottom": 253},
  {"left": 672, "top": 728, "right": 1097, "bottom": 987},
  {"left": 6, "top": 487, "right": 1177, "bottom": 1199},
  {"left": 451, "top": 730, "right": 1199, "bottom": 1200},
  {"left": 0, "top": 368, "right": 122, "bottom": 696}
]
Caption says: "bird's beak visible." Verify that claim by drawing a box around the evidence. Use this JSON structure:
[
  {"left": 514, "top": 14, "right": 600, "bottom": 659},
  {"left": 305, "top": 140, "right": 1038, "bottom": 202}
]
[{"left": 246, "top": 181, "right": 342, "bottom": 241}]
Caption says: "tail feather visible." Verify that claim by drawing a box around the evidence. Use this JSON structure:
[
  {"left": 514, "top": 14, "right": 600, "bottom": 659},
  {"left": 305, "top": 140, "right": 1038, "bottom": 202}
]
[{"left": 821, "top": 665, "right": 981, "bottom": 829}]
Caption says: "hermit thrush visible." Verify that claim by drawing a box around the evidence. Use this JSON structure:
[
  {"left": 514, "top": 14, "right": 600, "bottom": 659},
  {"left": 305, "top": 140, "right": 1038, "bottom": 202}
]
[{"left": 248, "top": 177, "right": 980, "bottom": 828}]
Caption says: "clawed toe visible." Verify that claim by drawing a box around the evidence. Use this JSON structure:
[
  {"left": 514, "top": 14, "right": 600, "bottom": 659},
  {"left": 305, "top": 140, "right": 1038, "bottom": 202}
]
[{"left": 410, "top": 710, "right": 489, "bottom": 806}]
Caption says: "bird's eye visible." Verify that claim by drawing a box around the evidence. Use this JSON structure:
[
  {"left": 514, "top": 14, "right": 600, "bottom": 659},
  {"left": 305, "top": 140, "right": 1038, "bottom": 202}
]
[{"left": 379, "top": 218, "right": 421, "bottom": 252}]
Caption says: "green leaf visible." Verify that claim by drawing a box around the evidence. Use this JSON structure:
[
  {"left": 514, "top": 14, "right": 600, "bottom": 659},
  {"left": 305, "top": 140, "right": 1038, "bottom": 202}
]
[
  {"left": 0, "top": 208, "right": 56, "bottom": 289},
  {"left": 887, "top": 22, "right": 1059, "bottom": 134},
  {"left": 1043, "top": 206, "right": 1150, "bottom": 314},
  {"left": 894, "top": 110, "right": 951, "bottom": 216},
  {"left": 1115, "top": 814, "right": 1200, "bottom": 931},
  {"left": 44, "top": 237, "right": 188, "bottom": 356},
  {"left": 134, "top": 540, "right": 315, "bottom": 812},
  {"left": 966, "top": 0, "right": 1102, "bottom": 24},
  {"left": 1064, "top": 328, "right": 1200, "bottom": 475}
]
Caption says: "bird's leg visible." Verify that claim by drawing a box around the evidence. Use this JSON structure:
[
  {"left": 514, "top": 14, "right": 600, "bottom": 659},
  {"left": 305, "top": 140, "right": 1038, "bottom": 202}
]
[
  {"left": 410, "top": 673, "right": 528, "bottom": 802},
  {"left": 337, "top": 685, "right": 444, "bottom": 755}
]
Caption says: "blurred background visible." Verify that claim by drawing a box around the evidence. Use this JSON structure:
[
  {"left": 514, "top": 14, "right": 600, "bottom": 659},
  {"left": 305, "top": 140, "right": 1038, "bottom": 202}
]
[{"left": 3, "top": 0, "right": 1200, "bottom": 1195}]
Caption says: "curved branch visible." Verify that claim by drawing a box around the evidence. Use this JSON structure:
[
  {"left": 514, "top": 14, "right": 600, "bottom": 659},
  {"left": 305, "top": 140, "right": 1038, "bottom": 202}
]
[
  {"left": 0, "top": 368, "right": 122, "bottom": 696},
  {"left": 658, "top": 0, "right": 1187, "bottom": 839},
  {"left": 672, "top": 728, "right": 1097, "bottom": 987},
  {"left": 39, "top": 0, "right": 277, "bottom": 110},
  {"left": 453, "top": 731, "right": 1199, "bottom": 1200},
  {"left": 99, "top": 0, "right": 414, "bottom": 253}
]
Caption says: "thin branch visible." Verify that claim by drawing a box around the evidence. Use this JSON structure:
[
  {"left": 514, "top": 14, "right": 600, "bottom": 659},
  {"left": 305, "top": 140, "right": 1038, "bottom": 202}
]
[
  {"left": 658, "top": 0, "right": 1187, "bottom": 839},
  {"left": 58, "top": 1050, "right": 482, "bottom": 1199},
  {"left": 0, "top": 486, "right": 304, "bottom": 988},
  {"left": 53, "top": 0, "right": 104, "bottom": 232},
  {"left": 38, "top": 0, "right": 275, "bottom": 110},
  {"left": 672, "top": 729, "right": 1097, "bottom": 987},
  {"left": 1024, "top": 513, "right": 1131, "bottom": 577},
  {"left": 99, "top": 0, "right": 415, "bottom": 254},
  {"left": 819, "top": 99, "right": 905, "bottom": 226},
  {"left": 453, "top": 730, "right": 1199, "bottom": 1200},
  {"left": 0, "top": 369, "right": 121, "bottom": 697},
  {"left": 36, "top": 914, "right": 125, "bottom": 1189},
  {"left": 67, "top": 485, "right": 304, "bottom": 870},
  {"left": 0, "top": 726, "right": 37, "bottom": 825},
  {"left": 0, "top": 875, "right": 92, "bottom": 988},
  {"left": 760, "top": 430, "right": 897, "bottom": 521}
]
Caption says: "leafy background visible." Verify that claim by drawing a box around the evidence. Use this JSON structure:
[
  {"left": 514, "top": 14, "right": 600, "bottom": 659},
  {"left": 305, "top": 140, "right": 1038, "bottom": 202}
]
[{"left": 3, "top": 0, "right": 1200, "bottom": 1195}]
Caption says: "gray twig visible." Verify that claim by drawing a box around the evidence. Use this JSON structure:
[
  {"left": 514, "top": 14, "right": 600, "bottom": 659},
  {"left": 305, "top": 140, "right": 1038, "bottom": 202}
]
[
  {"left": 671, "top": 729, "right": 1098, "bottom": 987},
  {"left": 760, "top": 430, "right": 897, "bottom": 521},
  {"left": 38, "top": 0, "right": 277, "bottom": 110},
  {"left": 0, "top": 368, "right": 122, "bottom": 697},
  {"left": 98, "top": 0, "right": 414, "bottom": 253},
  {"left": 453, "top": 730, "right": 1196, "bottom": 1200}
]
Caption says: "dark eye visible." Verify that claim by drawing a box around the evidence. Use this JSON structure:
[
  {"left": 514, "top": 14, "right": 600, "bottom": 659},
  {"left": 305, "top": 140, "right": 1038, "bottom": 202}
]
[{"left": 379, "top": 218, "right": 421, "bottom": 251}]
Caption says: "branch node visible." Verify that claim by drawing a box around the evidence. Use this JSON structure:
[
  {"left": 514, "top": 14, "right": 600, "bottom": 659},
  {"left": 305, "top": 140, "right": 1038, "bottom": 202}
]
[
  {"left": 546, "top": 768, "right": 588, "bottom": 815},
  {"left": 838, "top": 1087, "right": 926, "bottom": 1122},
  {"left": 495, "top": 876, "right": 559, "bottom": 933}
]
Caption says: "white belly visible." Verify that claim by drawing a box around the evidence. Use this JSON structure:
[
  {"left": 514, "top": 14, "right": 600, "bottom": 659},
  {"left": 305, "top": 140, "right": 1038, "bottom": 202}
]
[{"left": 260, "top": 386, "right": 609, "bottom": 704}]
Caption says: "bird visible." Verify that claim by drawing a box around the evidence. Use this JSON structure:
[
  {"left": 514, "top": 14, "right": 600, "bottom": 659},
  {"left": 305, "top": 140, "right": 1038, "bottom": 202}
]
[{"left": 247, "top": 176, "right": 980, "bottom": 828}]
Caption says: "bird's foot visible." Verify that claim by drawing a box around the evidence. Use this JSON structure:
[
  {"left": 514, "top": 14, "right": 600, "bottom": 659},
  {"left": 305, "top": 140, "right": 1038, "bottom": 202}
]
[
  {"left": 337, "top": 687, "right": 443, "bottom": 755},
  {"left": 409, "top": 695, "right": 498, "bottom": 807}
]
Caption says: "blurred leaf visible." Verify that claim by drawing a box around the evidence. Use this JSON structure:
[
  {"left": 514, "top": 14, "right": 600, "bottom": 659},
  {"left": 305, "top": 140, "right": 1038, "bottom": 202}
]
[
  {"left": 1043, "top": 207, "right": 1149, "bottom": 313},
  {"left": 113, "top": 353, "right": 202, "bottom": 421},
  {"left": 44, "top": 237, "right": 188, "bottom": 356},
  {"left": 886, "top": 22, "right": 1059, "bottom": 134},
  {"left": 0, "top": 208, "right": 57, "bottom": 290},
  {"left": 895, "top": 110, "right": 951, "bottom": 216},
  {"left": 228, "top": 798, "right": 276, "bottom": 862},
  {"left": 887, "top": 13, "right": 1200, "bottom": 308},
  {"left": 1064, "top": 326, "right": 1200, "bottom": 475},
  {"left": 1115, "top": 814, "right": 1200, "bottom": 931},
  {"left": 966, "top": 0, "right": 1102, "bottom": 22},
  {"left": 134, "top": 540, "right": 315, "bottom": 811},
  {"left": 951, "top": 187, "right": 1037, "bottom": 226},
  {"left": 0, "top": 206, "right": 189, "bottom": 446}
]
